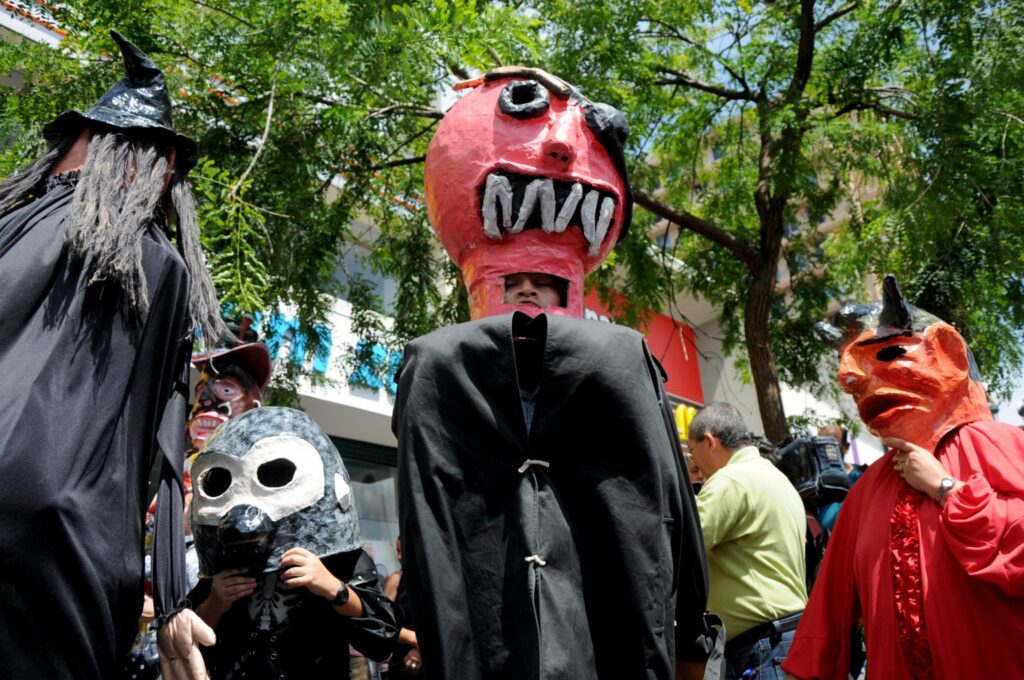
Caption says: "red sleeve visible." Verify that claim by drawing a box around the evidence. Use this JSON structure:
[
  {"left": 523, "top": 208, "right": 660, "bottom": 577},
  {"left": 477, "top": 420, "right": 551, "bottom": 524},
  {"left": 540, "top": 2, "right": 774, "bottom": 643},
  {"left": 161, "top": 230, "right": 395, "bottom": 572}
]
[
  {"left": 781, "top": 476, "right": 865, "bottom": 680},
  {"left": 940, "top": 423, "right": 1024, "bottom": 596}
]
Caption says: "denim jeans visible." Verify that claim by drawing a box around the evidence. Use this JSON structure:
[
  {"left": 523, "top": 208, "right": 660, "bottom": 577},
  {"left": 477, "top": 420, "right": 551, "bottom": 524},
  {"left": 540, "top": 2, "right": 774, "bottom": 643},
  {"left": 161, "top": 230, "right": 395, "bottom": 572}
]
[{"left": 723, "top": 628, "right": 795, "bottom": 680}]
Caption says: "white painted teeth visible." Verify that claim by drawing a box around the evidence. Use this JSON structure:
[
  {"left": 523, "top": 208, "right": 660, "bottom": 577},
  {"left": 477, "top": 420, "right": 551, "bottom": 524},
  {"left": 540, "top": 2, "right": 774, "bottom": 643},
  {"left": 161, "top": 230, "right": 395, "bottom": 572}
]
[
  {"left": 580, "top": 189, "right": 598, "bottom": 245},
  {"left": 479, "top": 172, "right": 615, "bottom": 253},
  {"left": 538, "top": 180, "right": 556, "bottom": 233},
  {"left": 510, "top": 179, "right": 541, "bottom": 233},
  {"left": 482, "top": 174, "right": 512, "bottom": 240},
  {"left": 590, "top": 196, "right": 616, "bottom": 256},
  {"left": 554, "top": 182, "right": 582, "bottom": 233}
]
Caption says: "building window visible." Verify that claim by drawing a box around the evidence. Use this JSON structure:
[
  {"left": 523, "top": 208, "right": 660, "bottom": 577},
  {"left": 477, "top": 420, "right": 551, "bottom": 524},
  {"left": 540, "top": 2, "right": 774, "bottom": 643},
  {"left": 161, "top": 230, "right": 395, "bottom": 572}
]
[
  {"left": 332, "top": 438, "right": 400, "bottom": 579},
  {"left": 334, "top": 243, "right": 398, "bottom": 315}
]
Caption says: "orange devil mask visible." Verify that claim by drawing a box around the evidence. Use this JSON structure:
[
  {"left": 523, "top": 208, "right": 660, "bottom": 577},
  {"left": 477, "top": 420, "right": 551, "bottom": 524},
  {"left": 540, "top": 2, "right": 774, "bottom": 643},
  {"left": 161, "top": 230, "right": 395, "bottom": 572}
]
[
  {"left": 424, "top": 67, "right": 632, "bottom": 319},
  {"left": 817, "top": 275, "right": 990, "bottom": 451}
]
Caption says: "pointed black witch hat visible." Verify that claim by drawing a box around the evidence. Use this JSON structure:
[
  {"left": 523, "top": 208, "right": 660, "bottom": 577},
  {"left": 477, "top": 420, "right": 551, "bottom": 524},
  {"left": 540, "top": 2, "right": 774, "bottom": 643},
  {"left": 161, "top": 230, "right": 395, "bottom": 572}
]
[{"left": 43, "top": 30, "right": 197, "bottom": 171}]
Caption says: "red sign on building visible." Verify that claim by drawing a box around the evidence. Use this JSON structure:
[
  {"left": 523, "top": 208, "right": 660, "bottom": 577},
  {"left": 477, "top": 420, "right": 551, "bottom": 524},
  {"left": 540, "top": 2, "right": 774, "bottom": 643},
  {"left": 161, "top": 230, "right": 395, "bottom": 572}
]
[{"left": 583, "top": 291, "right": 704, "bottom": 405}]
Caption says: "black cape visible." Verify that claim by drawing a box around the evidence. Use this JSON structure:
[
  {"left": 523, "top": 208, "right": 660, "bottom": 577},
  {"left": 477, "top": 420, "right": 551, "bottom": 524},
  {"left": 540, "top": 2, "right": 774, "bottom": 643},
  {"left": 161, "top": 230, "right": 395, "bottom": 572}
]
[
  {"left": 188, "top": 549, "right": 398, "bottom": 680},
  {"left": 393, "top": 312, "right": 712, "bottom": 679},
  {"left": 0, "top": 177, "right": 192, "bottom": 678}
]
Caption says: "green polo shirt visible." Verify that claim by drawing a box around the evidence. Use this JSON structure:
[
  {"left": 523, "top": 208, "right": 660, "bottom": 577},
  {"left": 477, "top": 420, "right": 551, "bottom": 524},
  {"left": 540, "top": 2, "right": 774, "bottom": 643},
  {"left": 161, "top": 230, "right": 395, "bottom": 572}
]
[{"left": 696, "top": 446, "right": 808, "bottom": 640}]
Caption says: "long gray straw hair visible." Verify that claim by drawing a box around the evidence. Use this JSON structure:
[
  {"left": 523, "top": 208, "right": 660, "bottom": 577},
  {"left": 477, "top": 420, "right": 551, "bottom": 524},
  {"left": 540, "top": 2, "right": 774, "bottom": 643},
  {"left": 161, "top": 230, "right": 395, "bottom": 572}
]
[{"left": 0, "top": 129, "right": 227, "bottom": 346}]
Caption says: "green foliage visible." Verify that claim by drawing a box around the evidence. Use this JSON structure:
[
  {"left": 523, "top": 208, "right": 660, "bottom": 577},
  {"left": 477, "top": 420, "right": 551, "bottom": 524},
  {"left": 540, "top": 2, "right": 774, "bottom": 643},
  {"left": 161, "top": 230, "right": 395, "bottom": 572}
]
[
  {"left": 190, "top": 161, "right": 270, "bottom": 315},
  {"left": 4, "top": 0, "right": 1023, "bottom": 417}
]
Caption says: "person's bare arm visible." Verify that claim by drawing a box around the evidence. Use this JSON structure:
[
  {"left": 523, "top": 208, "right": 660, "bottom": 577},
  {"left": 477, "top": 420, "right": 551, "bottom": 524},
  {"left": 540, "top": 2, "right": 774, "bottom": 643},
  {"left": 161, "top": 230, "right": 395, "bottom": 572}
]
[
  {"left": 383, "top": 570, "right": 402, "bottom": 602},
  {"left": 397, "top": 627, "right": 418, "bottom": 646}
]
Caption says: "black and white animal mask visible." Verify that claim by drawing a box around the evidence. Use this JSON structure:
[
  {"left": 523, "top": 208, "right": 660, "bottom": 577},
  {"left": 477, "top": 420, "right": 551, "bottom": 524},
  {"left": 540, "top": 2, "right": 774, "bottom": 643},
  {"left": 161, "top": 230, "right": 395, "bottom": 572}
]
[{"left": 191, "top": 407, "right": 361, "bottom": 576}]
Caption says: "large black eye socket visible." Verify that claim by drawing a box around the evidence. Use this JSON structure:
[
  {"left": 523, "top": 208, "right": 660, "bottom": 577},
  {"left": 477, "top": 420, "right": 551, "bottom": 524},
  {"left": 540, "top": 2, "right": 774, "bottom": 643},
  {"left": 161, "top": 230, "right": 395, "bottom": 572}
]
[
  {"left": 257, "top": 458, "right": 297, "bottom": 488},
  {"left": 499, "top": 80, "right": 550, "bottom": 119},
  {"left": 201, "top": 467, "right": 232, "bottom": 497},
  {"left": 876, "top": 345, "right": 908, "bottom": 362}
]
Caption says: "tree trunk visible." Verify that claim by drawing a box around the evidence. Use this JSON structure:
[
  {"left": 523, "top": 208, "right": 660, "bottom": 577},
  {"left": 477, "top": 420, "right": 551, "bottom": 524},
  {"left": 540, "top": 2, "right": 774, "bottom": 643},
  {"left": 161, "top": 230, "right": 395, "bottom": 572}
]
[
  {"left": 747, "top": 172, "right": 790, "bottom": 443},
  {"left": 744, "top": 257, "right": 790, "bottom": 443}
]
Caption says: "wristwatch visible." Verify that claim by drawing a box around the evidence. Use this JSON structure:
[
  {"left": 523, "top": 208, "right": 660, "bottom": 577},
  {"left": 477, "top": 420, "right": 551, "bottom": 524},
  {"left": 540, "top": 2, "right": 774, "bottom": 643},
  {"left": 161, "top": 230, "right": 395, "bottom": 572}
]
[
  {"left": 332, "top": 583, "right": 350, "bottom": 606},
  {"left": 935, "top": 476, "right": 958, "bottom": 502}
]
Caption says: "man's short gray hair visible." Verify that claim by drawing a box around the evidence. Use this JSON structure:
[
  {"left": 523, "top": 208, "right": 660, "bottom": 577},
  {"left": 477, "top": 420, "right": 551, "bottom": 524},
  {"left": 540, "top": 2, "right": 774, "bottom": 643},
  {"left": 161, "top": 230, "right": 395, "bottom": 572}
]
[{"left": 689, "top": 401, "right": 755, "bottom": 452}]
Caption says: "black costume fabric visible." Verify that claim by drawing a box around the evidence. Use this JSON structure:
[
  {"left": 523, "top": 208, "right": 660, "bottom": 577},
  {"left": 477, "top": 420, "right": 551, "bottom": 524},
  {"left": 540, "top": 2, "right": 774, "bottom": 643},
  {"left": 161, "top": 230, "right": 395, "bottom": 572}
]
[
  {"left": 0, "top": 176, "right": 192, "bottom": 678},
  {"left": 188, "top": 549, "right": 398, "bottom": 680},
  {"left": 394, "top": 312, "right": 711, "bottom": 679}
]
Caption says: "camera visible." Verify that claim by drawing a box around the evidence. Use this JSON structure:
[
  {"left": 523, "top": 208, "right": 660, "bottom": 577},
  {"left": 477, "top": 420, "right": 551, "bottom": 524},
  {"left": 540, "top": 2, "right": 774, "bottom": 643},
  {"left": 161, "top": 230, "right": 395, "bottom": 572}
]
[{"left": 774, "top": 436, "right": 850, "bottom": 507}]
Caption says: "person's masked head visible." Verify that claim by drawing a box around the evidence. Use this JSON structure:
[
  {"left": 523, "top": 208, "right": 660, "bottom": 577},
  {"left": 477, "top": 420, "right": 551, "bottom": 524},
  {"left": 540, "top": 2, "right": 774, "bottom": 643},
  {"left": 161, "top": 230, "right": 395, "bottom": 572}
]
[
  {"left": 423, "top": 67, "right": 632, "bottom": 319},
  {"left": 817, "top": 275, "right": 990, "bottom": 451},
  {"left": 188, "top": 343, "right": 272, "bottom": 451}
]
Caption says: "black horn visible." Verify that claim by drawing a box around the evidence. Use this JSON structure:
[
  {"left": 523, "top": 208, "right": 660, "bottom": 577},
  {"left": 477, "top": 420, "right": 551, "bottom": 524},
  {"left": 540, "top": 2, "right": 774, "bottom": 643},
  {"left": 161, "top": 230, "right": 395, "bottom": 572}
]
[{"left": 879, "top": 274, "right": 911, "bottom": 330}]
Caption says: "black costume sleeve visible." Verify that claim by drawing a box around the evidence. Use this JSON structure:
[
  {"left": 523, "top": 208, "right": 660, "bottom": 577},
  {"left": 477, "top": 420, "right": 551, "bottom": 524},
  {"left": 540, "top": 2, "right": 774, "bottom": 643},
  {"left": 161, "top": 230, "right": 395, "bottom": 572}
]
[
  {"left": 647, "top": 351, "right": 716, "bottom": 662},
  {"left": 149, "top": 334, "right": 193, "bottom": 619},
  {"left": 338, "top": 550, "right": 400, "bottom": 660}
]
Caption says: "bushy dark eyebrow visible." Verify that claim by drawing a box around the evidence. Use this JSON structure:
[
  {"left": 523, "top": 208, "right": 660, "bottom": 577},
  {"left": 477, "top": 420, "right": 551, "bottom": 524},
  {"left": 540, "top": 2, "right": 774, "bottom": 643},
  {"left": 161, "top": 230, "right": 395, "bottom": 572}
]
[{"left": 855, "top": 330, "right": 914, "bottom": 347}]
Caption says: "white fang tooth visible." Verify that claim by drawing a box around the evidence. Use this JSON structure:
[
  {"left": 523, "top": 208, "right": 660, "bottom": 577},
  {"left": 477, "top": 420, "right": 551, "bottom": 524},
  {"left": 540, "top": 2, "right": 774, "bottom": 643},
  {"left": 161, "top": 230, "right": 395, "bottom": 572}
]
[
  {"left": 580, "top": 190, "right": 599, "bottom": 244},
  {"left": 590, "top": 197, "right": 615, "bottom": 256},
  {"left": 538, "top": 179, "right": 556, "bottom": 232},
  {"left": 554, "top": 182, "right": 583, "bottom": 233},
  {"left": 482, "top": 174, "right": 512, "bottom": 239},
  {"left": 511, "top": 178, "right": 543, "bottom": 233}
]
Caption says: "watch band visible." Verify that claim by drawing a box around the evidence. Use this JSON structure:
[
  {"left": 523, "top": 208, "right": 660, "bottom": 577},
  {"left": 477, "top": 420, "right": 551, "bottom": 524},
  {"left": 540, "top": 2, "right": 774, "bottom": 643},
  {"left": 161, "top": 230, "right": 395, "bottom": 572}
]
[{"left": 332, "top": 583, "right": 350, "bottom": 606}]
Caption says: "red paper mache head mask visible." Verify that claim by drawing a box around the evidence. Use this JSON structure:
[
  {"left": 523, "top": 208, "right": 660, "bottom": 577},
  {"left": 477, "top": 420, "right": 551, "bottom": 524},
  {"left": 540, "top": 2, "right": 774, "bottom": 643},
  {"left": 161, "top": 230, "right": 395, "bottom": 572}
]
[
  {"left": 424, "top": 66, "right": 632, "bottom": 319},
  {"left": 816, "top": 275, "right": 990, "bottom": 451}
]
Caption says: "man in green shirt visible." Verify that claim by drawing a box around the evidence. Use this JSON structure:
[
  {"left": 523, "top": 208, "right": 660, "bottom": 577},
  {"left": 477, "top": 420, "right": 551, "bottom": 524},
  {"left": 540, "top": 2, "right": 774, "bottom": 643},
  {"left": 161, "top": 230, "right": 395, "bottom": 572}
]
[{"left": 687, "top": 402, "right": 807, "bottom": 680}]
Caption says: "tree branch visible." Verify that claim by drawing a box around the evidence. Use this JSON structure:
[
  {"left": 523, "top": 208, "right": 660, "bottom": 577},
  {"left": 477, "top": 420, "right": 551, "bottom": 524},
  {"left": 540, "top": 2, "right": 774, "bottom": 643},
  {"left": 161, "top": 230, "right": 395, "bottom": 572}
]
[
  {"left": 786, "top": 0, "right": 817, "bottom": 105},
  {"left": 655, "top": 67, "right": 754, "bottom": 101},
  {"left": 191, "top": 0, "right": 256, "bottom": 28},
  {"left": 483, "top": 44, "right": 503, "bottom": 67},
  {"left": 634, "top": 190, "right": 759, "bottom": 266},
  {"left": 228, "top": 35, "right": 298, "bottom": 200},
  {"left": 995, "top": 110, "right": 1024, "bottom": 126},
  {"left": 367, "top": 155, "right": 426, "bottom": 172},
  {"left": 830, "top": 99, "right": 918, "bottom": 120},
  {"left": 815, "top": 1, "right": 859, "bottom": 33},
  {"left": 644, "top": 16, "right": 753, "bottom": 95},
  {"left": 367, "top": 104, "right": 445, "bottom": 120}
]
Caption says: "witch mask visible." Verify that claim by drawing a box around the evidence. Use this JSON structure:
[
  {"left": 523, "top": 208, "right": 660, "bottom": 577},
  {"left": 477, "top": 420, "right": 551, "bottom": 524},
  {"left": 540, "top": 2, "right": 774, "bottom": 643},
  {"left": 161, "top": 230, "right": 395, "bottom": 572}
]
[
  {"left": 424, "top": 67, "right": 632, "bottom": 319},
  {"left": 816, "top": 275, "right": 990, "bottom": 451},
  {"left": 191, "top": 407, "right": 361, "bottom": 576}
]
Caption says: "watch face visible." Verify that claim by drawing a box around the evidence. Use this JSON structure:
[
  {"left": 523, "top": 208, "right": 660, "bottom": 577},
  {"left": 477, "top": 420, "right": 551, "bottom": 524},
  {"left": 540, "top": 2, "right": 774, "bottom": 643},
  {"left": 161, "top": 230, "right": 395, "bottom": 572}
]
[{"left": 937, "top": 477, "right": 956, "bottom": 499}]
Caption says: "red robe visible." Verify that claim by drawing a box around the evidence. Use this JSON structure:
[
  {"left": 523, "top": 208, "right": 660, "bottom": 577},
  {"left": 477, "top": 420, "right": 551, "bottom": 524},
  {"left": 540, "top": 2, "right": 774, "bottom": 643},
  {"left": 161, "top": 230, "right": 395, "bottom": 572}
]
[{"left": 782, "top": 419, "right": 1024, "bottom": 679}]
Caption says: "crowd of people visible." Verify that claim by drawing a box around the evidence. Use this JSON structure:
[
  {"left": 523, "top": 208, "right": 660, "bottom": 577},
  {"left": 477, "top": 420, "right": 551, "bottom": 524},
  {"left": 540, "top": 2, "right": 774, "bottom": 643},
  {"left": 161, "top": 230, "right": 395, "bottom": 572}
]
[{"left": 1, "top": 31, "right": 1021, "bottom": 680}]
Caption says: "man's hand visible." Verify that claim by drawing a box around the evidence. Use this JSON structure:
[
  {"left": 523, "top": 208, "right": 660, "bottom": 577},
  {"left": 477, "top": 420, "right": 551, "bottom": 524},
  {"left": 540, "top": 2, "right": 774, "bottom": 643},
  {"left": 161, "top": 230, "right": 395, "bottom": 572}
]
[
  {"left": 280, "top": 546, "right": 341, "bottom": 600},
  {"left": 404, "top": 646, "right": 423, "bottom": 675},
  {"left": 885, "top": 437, "right": 964, "bottom": 503},
  {"left": 157, "top": 609, "right": 216, "bottom": 680}
]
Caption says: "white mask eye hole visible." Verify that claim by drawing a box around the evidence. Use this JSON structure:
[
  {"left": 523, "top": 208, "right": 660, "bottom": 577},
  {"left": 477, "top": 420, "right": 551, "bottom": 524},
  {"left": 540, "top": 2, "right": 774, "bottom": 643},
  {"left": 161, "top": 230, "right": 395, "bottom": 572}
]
[
  {"left": 257, "top": 458, "right": 297, "bottom": 488},
  {"left": 201, "top": 467, "right": 232, "bottom": 498}
]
